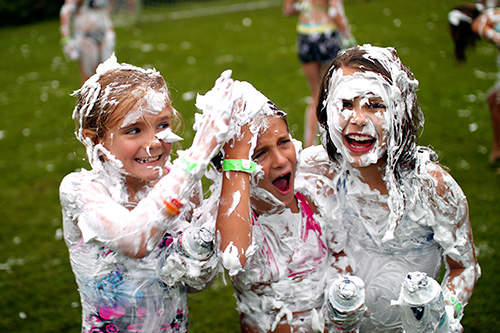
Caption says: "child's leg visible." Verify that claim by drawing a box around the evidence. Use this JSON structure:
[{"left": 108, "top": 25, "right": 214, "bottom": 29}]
[
  {"left": 78, "top": 36, "right": 100, "bottom": 83},
  {"left": 487, "top": 88, "right": 500, "bottom": 162},
  {"left": 100, "top": 30, "right": 116, "bottom": 64},
  {"left": 302, "top": 61, "right": 322, "bottom": 147}
]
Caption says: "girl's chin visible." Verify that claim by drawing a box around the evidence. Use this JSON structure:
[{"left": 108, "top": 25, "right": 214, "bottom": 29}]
[
  {"left": 344, "top": 153, "right": 380, "bottom": 168},
  {"left": 128, "top": 171, "right": 162, "bottom": 184}
]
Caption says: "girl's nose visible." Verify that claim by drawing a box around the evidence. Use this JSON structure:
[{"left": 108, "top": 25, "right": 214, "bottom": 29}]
[
  {"left": 350, "top": 106, "right": 368, "bottom": 125},
  {"left": 271, "top": 150, "right": 288, "bottom": 168},
  {"left": 145, "top": 133, "right": 162, "bottom": 154}
]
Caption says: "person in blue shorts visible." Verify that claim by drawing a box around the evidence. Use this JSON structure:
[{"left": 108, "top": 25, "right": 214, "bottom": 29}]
[{"left": 283, "top": 0, "right": 356, "bottom": 147}]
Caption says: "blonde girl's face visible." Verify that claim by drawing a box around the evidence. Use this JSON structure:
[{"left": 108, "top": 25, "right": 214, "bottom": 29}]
[
  {"left": 252, "top": 116, "right": 298, "bottom": 213},
  {"left": 327, "top": 66, "right": 390, "bottom": 168},
  {"left": 100, "top": 98, "right": 175, "bottom": 187}
]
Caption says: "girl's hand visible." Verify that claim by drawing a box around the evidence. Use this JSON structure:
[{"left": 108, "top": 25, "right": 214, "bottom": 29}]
[
  {"left": 222, "top": 80, "right": 270, "bottom": 159},
  {"left": 189, "top": 70, "right": 236, "bottom": 161},
  {"left": 62, "top": 38, "right": 79, "bottom": 60},
  {"left": 223, "top": 121, "right": 253, "bottom": 160}
]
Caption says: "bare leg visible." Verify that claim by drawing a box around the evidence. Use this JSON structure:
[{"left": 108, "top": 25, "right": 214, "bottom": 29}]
[
  {"left": 100, "top": 30, "right": 116, "bottom": 64},
  {"left": 487, "top": 88, "right": 500, "bottom": 162},
  {"left": 302, "top": 61, "right": 322, "bottom": 147},
  {"left": 78, "top": 37, "right": 100, "bottom": 84}
]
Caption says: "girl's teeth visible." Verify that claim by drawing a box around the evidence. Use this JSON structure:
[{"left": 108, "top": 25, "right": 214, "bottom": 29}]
[
  {"left": 348, "top": 134, "right": 371, "bottom": 141},
  {"left": 138, "top": 156, "right": 160, "bottom": 163}
]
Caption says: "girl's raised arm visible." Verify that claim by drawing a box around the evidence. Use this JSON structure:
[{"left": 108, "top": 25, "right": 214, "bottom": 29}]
[
  {"left": 216, "top": 122, "right": 254, "bottom": 269},
  {"left": 62, "top": 71, "right": 236, "bottom": 258}
]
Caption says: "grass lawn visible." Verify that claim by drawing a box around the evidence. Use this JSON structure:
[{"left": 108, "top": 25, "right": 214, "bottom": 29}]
[{"left": 0, "top": 0, "right": 498, "bottom": 331}]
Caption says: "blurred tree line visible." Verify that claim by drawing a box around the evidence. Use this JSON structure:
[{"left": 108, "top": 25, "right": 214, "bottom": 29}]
[
  {"left": 0, "top": 0, "right": 218, "bottom": 27},
  {"left": 0, "top": 0, "right": 65, "bottom": 27}
]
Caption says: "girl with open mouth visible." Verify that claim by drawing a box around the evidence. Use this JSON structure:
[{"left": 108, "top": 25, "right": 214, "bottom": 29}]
[
  {"left": 212, "top": 78, "right": 348, "bottom": 332},
  {"left": 298, "top": 44, "right": 480, "bottom": 332}
]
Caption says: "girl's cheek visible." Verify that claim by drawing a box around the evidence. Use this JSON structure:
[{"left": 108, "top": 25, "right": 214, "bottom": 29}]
[
  {"left": 332, "top": 111, "right": 348, "bottom": 135},
  {"left": 163, "top": 142, "right": 173, "bottom": 154}
]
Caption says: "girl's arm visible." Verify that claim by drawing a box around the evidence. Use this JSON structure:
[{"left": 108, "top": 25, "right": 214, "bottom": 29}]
[
  {"left": 428, "top": 166, "right": 480, "bottom": 320},
  {"left": 216, "top": 123, "right": 254, "bottom": 268},
  {"left": 62, "top": 72, "right": 235, "bottom": 258},
  {"left": 328, "top": 0, "right": 355, "bottom": 45},
  {"left": 283, "top": 0, "right": 299, "bottom": 16},
  {"left": 472, "top": 11, "right": 500, "bottom": 47},
  {"left": 60, "top": 0, "right": 78, "bottom": 40},
  {"left": 60, "top": 166, "right": 197, "bottom": 258}
]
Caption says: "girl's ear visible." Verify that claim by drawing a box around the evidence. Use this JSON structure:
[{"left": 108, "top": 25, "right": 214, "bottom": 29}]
[{"left": 82, "top": 129, "right": 100, "bottom": 145}]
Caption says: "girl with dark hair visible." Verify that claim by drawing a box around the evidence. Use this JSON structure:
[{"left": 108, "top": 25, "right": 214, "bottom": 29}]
[
  {"left": 449, "top": 3, "right": 500, "bottom": 163},
  {"left": 297, "top": 45, "right": 480, "bottom": 331},
  {"left": 212, "top": 79, "right": 348, "bottom": 332}
]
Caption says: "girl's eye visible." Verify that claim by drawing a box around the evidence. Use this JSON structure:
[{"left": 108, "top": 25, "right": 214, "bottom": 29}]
[
  {"left": 369, "top": 102, "right": 386, "bottom": 109},
  {"left": 342, "top": 100, "right": 354, "bottom": 109},
  {"left": 279, "top": 138, "right": 291, "bottom": 147},
  {"left": 158, "top": 122, "right": 170, "bottom": 130},
  {"left": 125, "top": 128, "right": 140, "bottom": 135},
  {"left": 252, "top": 150, "right": 265, "bottom": 161}
]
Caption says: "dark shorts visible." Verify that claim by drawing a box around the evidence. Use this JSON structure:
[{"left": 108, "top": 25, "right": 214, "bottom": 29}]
[
  {"left": 297, "top": 31, "right": 341, "bottom": 64},
  {"left": 85, "top": 31, "right": 106, "bottom": 45}
]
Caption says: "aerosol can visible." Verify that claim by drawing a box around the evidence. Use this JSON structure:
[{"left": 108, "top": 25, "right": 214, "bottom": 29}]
[
  {"left": 176, "top": 226, "right": 214, "bottom": 261},
  {"left": 392, "top": 271, "right": 449, "bottom": 333},
  {"left": 326, "top": 275, "right": 367, "bottom": 332}
]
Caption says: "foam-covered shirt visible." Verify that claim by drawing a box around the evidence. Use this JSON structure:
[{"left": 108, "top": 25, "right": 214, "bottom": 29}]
[
  {"left": 228, "top": 192, "right": 340, "bottom": 332},
  {"left": 296, "top": 146, "right": 479, "bottom": 332},
  {"left": 60, "top": 168, "right": 193, "bottom": 332}
]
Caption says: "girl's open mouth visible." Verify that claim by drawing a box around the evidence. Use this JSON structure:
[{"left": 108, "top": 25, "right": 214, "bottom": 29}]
[
  {"left": 272, "top": 172, "right": 291, "bottom": 194},
  {"left": 345, "top": 133, "right": 376, "bottom": 153}
]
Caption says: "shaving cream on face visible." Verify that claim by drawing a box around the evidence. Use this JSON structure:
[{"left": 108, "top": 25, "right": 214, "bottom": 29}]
[{"left": 325, "top": 69, "right": 392, "bottom": 167}]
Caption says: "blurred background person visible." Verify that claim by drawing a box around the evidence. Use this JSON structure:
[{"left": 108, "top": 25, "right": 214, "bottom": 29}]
[
  {"left": 449, "top": 3, "right": 500, "bottom": 164},
  {"left": 283, "top": 0, "right": 356, "bottom": 147},
  {"left": 110, "top": 0, "right": 142, "bottom": 27},
  {"left": 60, "top": 0, "right": 116, "bottom": 83},
  {"left": 476, "top": 0, "right": 500, "bottom": 8}
]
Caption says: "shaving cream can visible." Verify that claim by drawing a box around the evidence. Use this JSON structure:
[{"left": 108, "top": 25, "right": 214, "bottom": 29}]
[
  {"left": 393, "top": 271, "right": 448, "bottom": 333},
  {"left": 327, "top": 275, "right": 367, "bottom": 332},
  {"left": 177, "top": 226, "right": 214, "bottom": 261}
]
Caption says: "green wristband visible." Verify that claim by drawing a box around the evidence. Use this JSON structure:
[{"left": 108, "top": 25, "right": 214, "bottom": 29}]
[
  {"left": 173, "top": 155, "right": 198, "bottom": 174},
  {"left": 222, "top": 159, "right": 257, "bottom": 173},
  {"left": 451, "top": 296, "right": 463, "bottom": 317},
  {"left": 60, "top": 36, "right": 71, "bottom": 45}
]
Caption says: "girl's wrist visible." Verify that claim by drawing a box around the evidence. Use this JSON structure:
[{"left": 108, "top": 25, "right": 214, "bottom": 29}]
[
  {"left": 222, "top": 159, "right": 257, "bottom": 174},
  {"left": 60, "top": 36, "right": 71, "bottom": 45},
  {"left": 173, "top": 151, "right": 207, "bottom": 180}
]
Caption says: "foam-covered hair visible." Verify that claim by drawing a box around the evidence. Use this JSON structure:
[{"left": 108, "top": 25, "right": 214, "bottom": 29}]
[
  {"left": 317, "top": 44, "right": 423, "bottom": 176},
  {"left": 317, "top": 44, "right": 425, "bottom": 241},
  {"left": 71, "top": 54, "right": 172, "bottom": 167},
  {"left": 72, "top": 54, "right": 170, "bottom": 144}
]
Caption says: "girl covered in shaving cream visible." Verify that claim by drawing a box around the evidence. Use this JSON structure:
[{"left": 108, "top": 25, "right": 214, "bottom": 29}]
[
  {"left": 60, "top": 55, "right": 234, "bottom": 332},
  {"left": 208, "top": 78, "right": 348, "bottom": 332},
  {"left": 297, "top": 45, "right": 480, "bottom": 332}
]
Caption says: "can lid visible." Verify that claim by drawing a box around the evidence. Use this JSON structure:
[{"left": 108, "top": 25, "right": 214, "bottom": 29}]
[
  {"left": 179, "top": 227, "right": 214, "bottom": 260},
  {"left": 328, "top": 276, "right": 365, "bottom": 312},
  {"left": 400, "top": 272, "right": 441, "bottom": 306}
]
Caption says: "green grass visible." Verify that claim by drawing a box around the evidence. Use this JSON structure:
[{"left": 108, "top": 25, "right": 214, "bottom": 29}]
[{"left": 0, "top": 0, "right": 498, "bottom": 331}]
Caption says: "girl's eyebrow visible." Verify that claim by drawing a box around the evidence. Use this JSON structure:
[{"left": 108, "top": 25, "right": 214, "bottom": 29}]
[
  {"left": 118, "top": 121, "right": 139, "bottom": 130},
  {"left": 158, "top": 115, "right": 171, "bottom": 122}
]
